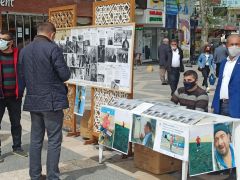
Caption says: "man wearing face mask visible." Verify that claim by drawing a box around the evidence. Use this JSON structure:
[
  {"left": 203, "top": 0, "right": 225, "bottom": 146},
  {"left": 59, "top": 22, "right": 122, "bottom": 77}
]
[
  {"left": 166, "top": 39, "right": 184, "bottom": 95},
  {"left": 0, "top": 31, "right": 28, "bottom": 163},
  {"left": 212, "top": 34, "right": 240, "bottom": 118},
  {"left": 171, "top": 70, "right": 209, "bottom": 112},
  {"left": 211, "top": 35, "right": 240, "bottom": 180},
  {"left": 19, "top": 22, "right": 71, "bottom": 180}
]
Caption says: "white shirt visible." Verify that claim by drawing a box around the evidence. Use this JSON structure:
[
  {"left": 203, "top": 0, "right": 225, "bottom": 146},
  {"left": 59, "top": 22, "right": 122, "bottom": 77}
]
[
  {"left": 205, "top": 54, "right": 209, "bottom": 65},
  {"left": 171, "top": 49, "right": 180, "bottom": 67},
  {"left": 220, "top": 56, "right": 239, "bottom": 99}
]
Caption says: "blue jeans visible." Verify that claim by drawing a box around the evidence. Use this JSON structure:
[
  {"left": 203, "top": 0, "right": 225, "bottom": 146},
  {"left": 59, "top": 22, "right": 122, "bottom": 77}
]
[{"left": 29, "top": 110, "right": 64, "bottom": 180}]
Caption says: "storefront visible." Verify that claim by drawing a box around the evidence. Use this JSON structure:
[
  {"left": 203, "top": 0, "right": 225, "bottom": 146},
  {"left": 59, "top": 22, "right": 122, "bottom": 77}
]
[
  {"left": 135, "top": 0, "right": 167, "bottom": 63},
  {"left": 0, "top": 0, "right": 93, "bottom": 47},
  {"left": 135, "top": 8, "right": 167, "bottom": 62}
]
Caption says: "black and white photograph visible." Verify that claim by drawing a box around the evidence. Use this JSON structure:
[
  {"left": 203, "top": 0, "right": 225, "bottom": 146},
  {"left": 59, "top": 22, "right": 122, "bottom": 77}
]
[
  {"left": 70, "top": 67, "right": 77, "bottom": 79},
  {"left": 106, "top": 48, "right": 117, "bottom": 63},
  {"left": 86, "top": 46, "right": 97, "bottom": 64},
  {"left": 97, "top": 74, "right": 105, "bottom": 82},
  {"left": 66, "top": 37, "right": 75, "bottom": 53},
  {"left": 55, "top": 24, "right": 134, "bottom": 92},
  {"left": 114, "top": 31, "right": 123, "bottom": 46},
  {"left": 107, "top": 37, "right": 113, "bottom": 45},
  {"left": 76, "top": 68, "right": 85, "bottom": 80},
  {"left": 117, "top": 49, "right": 128, "bottom": 63},
  {"left": 90, "top": 63, "right": 97, "bottom": 82},
  {"left": 111, "top": 79, "right": 120, "bottom": 89},
  {"left": 77, "top": 55, "right": 86, "bottom": 68},
  {"left": 63, "top": 54, "right": 67, "bottom": 63},
  {"left": 123, "top": 30, "right": 132, "bottom": 39},
  {"left": 122, "top": 33, "right": 130, "bottom": 49},
  {"left": 67, "top": 53, "right": 78, "bottom": 67},
  {"left": 98, "top": 44, "right": 105, "bottom": 63}
]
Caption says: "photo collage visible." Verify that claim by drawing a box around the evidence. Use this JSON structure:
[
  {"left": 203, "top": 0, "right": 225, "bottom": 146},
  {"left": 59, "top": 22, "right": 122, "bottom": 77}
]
[
  {"left": 55, "top": 24, "right": 135, "bottom": 92},
  {"left": 98, "top": 98, "right": 237, "bottom": 175},
  {"left": 189, "top": 122, "right": 236, "bottom": 176}
]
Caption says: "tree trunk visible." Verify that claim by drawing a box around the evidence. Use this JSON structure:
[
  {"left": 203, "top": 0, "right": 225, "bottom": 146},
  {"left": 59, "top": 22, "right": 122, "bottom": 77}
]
[{"left": 200, "top": 0, "right": 209, "bottom": 47}]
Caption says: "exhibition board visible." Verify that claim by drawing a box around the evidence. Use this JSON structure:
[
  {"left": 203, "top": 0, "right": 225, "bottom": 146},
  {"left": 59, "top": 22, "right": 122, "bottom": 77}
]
[
  {"left": 98, "top": 99, "right": 240, "bottom": 179},
  {"left": 55, "top": 23, "right": 135, "bottom": 93}
]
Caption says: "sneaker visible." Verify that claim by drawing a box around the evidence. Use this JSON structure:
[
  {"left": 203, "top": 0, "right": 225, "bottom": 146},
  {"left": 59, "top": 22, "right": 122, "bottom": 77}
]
[
  {"left": 206, "top": 87, "right": 210, "bottom": 93},
  {"left": 13, "top": 149, "right": 28, "bottom": 157},
  {"left": 0, "top": 155, "right": 4, "bottom": 163}
]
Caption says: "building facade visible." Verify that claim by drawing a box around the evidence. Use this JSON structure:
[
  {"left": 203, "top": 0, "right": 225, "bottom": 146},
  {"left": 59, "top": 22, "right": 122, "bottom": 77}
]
[{"left": 0, "top": 0, "right": 93, "bottom": 46}]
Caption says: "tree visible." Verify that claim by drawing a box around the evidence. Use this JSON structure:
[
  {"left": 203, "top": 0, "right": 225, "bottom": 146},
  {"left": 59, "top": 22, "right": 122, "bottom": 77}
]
[{"left": 199, "top": 0, "right": 221, "bottom": 46}]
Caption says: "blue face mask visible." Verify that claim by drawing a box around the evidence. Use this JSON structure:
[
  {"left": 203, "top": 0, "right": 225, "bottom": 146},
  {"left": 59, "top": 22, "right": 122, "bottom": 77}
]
[{"left": 0, "top": 39, "right": 10, "bottom": 51}]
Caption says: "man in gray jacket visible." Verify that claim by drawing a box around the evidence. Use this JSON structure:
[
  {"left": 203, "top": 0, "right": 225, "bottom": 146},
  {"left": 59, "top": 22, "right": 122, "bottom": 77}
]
[
  {"left": 19, "top": 22, "right": 71, "bottom": 180},
  {"left": 213, "top": 42, "right": 228, "bottom": 77},
  {"left": 158, "top": 38, "right": 170, "bottom": 85}
]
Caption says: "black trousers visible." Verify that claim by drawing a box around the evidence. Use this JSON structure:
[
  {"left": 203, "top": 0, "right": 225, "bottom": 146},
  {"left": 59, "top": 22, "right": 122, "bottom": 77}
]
[
  {"left": 216, "top": 63, "right": 221, "bottom": 78},
  {"left": 168, "top": 67, "right": 180, "bottom": 95},
  {"left": 0, "top": 97, "right": 22, "bottom": 151},
  {"left": 202, "top": 66, "right": 210, "bottom": 88}
]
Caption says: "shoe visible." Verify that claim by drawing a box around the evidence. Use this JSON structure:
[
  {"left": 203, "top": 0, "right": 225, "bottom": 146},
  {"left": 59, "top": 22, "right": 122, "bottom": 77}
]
[
  {"left": 206, "top": 87, "right": 210, "bottom": 93},
  {"left": 40, "top": 175, "right": 46, "bottom": 180},
  {"left": 13, "top": 149, "right": 28, "bottom": 157},
  {"left": 162, "top": 82, "right": 167, "bottom": 85},
  {"left": 0, "top": 155, "right": 4, "bottom": 163}
]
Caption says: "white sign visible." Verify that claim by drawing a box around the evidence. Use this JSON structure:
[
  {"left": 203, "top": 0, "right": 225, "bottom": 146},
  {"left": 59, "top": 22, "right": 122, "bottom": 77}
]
[{"left": 0, "top": 0, "right": 14, "bottom": 7}]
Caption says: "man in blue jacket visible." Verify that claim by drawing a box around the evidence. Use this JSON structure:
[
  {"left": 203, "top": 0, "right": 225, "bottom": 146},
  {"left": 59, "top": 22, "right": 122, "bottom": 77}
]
[
  {"left": 19, "top": 22, "right": 71, "bottom": 180},
  {"left": 212, "top": 34, "right": 240, "bottom": 178},
  {"left": 212, "top": 34, "right": 240, "bottom": 118}
]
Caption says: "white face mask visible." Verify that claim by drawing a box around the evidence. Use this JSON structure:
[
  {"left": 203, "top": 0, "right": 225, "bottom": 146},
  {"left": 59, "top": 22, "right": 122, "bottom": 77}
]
[
  {"left": 0, "top": 39, "right": 9, "bottom": 51},
  {"left": 228, "top": 46, "right": 240, "bottom": 57}
]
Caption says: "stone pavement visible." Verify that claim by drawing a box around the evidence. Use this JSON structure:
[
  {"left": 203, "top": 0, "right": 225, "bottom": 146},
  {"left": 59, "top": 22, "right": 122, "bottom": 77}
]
[{"left": 0, "top": 64, "right": 228, "bottom": 180}]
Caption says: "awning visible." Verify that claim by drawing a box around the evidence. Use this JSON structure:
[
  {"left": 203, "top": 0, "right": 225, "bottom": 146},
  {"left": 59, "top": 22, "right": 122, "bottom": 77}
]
[{"left": 224, "top": 25, "right": 237, "bottom": 31}]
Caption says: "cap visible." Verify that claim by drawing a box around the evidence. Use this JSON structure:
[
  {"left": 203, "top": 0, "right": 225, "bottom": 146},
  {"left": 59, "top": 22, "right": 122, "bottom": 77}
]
[{"left": 214, "top": 123, "right": 230, "bottom": 136}]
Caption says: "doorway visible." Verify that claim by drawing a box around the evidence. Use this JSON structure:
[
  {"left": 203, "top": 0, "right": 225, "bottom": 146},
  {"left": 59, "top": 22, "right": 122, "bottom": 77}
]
[{"left": 1, "top": 13, "right": 48, "bottom": 48}]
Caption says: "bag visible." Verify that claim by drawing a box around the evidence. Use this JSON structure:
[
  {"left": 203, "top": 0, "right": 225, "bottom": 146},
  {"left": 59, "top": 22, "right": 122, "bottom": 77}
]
[
  {"left": 209, "top": 73, "right": 216, "bottom": 85},
  {"left": 198, "top": 67, "right": 203, "bottom": 72}
]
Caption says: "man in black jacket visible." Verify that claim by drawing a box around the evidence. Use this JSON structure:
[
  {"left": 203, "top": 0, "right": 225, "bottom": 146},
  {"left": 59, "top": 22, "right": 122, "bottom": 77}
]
[
  {"left": 166, "top": 39, "right": 184, "bottom": 95},
  {"left": 19, "top": 22, "right": 71, "bottom": 180},
  {"left": 158, "top": 38, "right": 170, "bottom": 85}
]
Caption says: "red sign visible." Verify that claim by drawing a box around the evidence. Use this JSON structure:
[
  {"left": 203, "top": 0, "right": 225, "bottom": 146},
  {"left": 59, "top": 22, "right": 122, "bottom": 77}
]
[{"left": 149, "top": 10, "right": 162, "bottom": 16}]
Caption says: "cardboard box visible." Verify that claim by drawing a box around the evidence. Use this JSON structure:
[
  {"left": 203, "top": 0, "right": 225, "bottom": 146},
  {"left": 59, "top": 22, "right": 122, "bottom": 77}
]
[{"left": 134, "top": 144, "right": 182, "bottom": 175}]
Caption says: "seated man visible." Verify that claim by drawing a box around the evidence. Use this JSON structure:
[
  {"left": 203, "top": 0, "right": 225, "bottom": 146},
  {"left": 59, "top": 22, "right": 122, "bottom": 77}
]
[{"left": 171, "top": 70, "right": 209, "bottom": 112}]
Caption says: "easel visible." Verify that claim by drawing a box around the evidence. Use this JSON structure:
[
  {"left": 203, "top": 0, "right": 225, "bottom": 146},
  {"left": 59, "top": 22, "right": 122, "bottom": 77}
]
[
  {"left": 85, "top": 0, "right": 136, "bottom": 145},
  {"left": 49, "top": 5, "right": 80, "bottom": 137}
]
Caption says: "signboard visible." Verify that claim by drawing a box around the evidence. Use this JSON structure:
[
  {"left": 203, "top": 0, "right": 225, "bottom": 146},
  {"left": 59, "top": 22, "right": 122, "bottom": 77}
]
[
  {"left": 221, "top": 0, "right": 240, "bottom": 7},
  {"left": 0, "top": 0, "right": 14, "bottom": 7},
  {"left": 55, "top": 23, "right": 135, "bottom": 93},
  {"left": 135, "top": 9, "right": 165, "bottom": 25},
  {"left": 147, "top": 0, "right": 164, "bottom": 10}
]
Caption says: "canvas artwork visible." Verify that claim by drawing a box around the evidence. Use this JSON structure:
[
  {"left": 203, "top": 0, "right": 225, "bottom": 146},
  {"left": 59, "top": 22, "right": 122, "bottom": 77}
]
[
  {"left": 131, "top": 114, "right": 157, "bottom": 149},
  {"left": 55, "top": 24, "right": 135, "bottom": 92},
  {"left": 189, "top": 125, "right": 214, "bottom": 176},
  {"left": 153, "top": 121, "right": 189, "bottom": 161},
  {"left": 112, "top": 108, "right": 132, "bottom": 154},
  {"left": 99, "top": 107, "right": 115, "bottom": 148},
  {"left": 74, "top": 86, "right": 86, "bottom": 116},
  {"left": 213, "top": 122, "right": 235, "bottom": 171}
]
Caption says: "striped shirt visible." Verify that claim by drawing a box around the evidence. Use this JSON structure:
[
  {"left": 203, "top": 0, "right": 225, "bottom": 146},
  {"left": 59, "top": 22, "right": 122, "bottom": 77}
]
[
  {"left": 0, "top": 52, "right": 16, "bottom": 97},
  {"left": 171, "top": 86, "right": 209, "bottom": 112}
]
